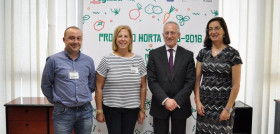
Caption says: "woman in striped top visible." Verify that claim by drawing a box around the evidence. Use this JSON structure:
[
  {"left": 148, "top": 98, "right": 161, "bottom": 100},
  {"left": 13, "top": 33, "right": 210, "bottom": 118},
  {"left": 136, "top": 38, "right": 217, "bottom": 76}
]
[{"left": 95, "top": 25, "right": 147, "bottom": 134}]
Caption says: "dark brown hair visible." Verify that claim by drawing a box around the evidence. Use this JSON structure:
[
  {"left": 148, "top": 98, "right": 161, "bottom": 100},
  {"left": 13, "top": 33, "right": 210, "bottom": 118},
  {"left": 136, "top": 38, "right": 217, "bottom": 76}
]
[{"left": 204, "top": 17, "right": 231, "bottom": 48}]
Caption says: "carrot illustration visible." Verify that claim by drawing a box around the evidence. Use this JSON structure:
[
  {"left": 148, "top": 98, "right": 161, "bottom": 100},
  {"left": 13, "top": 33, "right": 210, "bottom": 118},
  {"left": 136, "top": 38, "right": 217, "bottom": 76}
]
[
  {"left": 163, "top": 6, "right": 175, "bottom": 24},
  {"left": 163, "top": 12, "right": 171, "bottom": 24}
]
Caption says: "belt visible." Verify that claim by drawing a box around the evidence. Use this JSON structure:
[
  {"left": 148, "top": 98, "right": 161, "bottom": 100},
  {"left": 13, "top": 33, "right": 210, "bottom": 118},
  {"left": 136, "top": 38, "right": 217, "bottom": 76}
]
[{"left": 54, "top": 102, "right": 90, "bottom": 109}]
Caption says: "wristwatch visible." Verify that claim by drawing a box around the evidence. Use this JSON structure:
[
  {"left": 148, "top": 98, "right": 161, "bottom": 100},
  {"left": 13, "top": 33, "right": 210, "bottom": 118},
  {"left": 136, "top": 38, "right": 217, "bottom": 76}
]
[
  {"left": 224, "top": 107, "right": 233, "bottom": 113},
  {"left": 139, "top": 108, "right": 146, "bottom": 113}
]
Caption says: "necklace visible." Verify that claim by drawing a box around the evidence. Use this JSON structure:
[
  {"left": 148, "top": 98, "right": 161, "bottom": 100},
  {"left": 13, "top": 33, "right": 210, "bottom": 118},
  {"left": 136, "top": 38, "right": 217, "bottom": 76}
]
[
  {"left": 213, "top": 49, "right": 219, "bottom": 54},
  {"left": 213, "top": 45, "right": 226, "bottom": 55}
]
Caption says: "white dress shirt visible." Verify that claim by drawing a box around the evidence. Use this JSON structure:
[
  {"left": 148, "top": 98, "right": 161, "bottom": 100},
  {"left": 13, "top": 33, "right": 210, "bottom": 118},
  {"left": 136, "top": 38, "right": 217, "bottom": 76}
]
[{"left": 162, "top": 44, "right": 180, "bottom": 108}]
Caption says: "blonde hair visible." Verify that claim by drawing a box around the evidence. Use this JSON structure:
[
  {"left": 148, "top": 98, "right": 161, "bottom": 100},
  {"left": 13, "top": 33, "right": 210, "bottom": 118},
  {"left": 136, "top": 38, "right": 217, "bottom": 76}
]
[{"left": 112, "top": 25, "right": 133, "bottom": 52}]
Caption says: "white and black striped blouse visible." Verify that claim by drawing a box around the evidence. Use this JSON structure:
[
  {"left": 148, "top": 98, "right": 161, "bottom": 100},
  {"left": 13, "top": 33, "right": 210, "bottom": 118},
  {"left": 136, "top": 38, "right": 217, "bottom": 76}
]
[{"left": 96, "top": 53, "right": 147, "bottom": 108}]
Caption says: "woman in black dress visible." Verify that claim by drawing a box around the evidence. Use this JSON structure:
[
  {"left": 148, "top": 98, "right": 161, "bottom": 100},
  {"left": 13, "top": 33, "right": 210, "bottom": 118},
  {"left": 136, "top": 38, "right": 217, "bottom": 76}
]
[{"left": 195, "top": 17, "right": 242, "bottom": 134}]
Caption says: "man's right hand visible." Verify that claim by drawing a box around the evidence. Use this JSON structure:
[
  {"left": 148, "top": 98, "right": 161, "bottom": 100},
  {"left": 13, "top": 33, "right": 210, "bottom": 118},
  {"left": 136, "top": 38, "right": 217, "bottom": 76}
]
[{"left": 164, "top": 98, "right": 178, "bottom": 111}]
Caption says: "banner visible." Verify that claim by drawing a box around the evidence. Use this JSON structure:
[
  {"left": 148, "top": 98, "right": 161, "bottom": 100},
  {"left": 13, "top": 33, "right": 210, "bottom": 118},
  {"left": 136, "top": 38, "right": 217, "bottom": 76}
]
[{"left": 82, "top": 0, "right": 218, "bottom": 133}]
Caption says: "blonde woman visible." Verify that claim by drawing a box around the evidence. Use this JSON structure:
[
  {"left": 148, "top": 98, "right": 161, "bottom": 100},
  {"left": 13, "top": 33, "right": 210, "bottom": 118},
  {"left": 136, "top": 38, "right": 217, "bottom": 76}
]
[{"left": 95, "top": 25, "right": 146, "bottom": 134}]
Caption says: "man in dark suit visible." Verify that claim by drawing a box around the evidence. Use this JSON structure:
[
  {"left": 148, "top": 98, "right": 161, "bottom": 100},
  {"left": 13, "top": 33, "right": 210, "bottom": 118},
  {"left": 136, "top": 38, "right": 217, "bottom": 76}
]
[{"left": 147, "top": 21, "right": 196, "bottom": 134}]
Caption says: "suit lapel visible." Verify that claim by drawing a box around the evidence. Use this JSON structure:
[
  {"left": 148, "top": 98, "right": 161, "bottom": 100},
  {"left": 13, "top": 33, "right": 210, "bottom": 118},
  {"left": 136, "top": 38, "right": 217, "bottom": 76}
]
[
  {"left": 159, "top": 46, "right": 172, "bottom": 80},
  {"left": 171, "top": 46, "right": 183, "bottom": 81}
]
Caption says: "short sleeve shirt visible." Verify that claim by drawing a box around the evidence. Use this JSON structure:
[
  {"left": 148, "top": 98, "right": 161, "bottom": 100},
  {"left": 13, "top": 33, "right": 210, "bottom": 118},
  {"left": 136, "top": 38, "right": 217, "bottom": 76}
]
[{"left": 96, "top": 53, "right": 147, "bottom": 108}]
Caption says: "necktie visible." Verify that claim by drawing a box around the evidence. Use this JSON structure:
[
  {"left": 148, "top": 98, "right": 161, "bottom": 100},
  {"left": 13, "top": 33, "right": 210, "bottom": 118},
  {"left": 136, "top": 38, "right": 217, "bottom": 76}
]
[{"left": 168, "top": 49, "right": 173, "bottom": 75}]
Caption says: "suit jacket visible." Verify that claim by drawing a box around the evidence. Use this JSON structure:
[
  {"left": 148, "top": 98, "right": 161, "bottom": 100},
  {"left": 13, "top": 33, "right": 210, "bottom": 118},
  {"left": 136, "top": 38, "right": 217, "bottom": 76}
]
[{"left": 147, "top": 45, "right": 195, "bottom": 119}]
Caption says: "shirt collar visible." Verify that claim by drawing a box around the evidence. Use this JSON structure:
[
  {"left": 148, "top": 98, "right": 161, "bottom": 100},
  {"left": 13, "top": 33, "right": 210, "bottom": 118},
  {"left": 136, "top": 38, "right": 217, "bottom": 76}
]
[
  {"left": 63, "top": 50, "right": 81, "bottom": 60},
  {"left": 165, "top": 44, "right": 178, "bottom": 52}
]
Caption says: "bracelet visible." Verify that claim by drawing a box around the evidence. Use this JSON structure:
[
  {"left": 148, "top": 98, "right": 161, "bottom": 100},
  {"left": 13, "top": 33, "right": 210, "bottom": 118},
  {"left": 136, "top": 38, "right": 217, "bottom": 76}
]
[
  {"left": 96, "top": 109, "right": 103, "bottom": 114},
  {"left": 224, "top": 107, "right": 233, "bottom": 113},
  {"left": 139, "top": 108, "right": 146, "bottom": 113}
]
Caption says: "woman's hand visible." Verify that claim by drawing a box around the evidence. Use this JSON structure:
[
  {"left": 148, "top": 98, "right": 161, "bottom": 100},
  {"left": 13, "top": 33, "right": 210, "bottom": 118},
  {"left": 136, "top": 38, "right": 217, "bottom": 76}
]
[
  {"left": 138, "top": 111, "right": 145, "bottom": 124},
  {"left": 96, "top": 113, "right": 106, "bottom": 123},
  {"left": 196, "top": 101, "right": 205, "bottom": 116},
  {"left": 219, "top": 109, "right": 231, "bottom": 122}
]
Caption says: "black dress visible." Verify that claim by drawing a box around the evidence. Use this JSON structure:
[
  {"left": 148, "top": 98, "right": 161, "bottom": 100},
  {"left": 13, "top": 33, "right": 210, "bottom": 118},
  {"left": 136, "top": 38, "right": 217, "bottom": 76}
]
[{"left": 196, "top": 46, "right": 242, "bottom": 134}]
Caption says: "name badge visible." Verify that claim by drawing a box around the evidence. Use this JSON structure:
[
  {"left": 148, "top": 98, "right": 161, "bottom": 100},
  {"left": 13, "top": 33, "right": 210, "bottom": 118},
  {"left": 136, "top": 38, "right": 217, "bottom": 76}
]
[
  {"left": 69, "top": 71, "right": 79, "bottom": 79},
  {"left": 131, "top": 67, "right": 139, "bottom": 74}
]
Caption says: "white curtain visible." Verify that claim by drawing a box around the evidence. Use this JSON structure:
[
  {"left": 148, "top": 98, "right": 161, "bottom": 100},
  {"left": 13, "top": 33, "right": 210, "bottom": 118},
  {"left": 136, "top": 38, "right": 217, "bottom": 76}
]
[
  {"left": 220, "top": 0, "right": 280, "bottom": 133},
  {"left": 0, "top": 0, "right": 83, "bottom": 133},
  {"left": 1, "top": 0, "right": 280, "bottom": 134}
]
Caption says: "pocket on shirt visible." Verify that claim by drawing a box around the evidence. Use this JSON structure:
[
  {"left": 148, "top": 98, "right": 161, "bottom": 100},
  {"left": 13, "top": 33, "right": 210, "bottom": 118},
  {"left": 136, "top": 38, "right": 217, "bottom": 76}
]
[
  {"left": 79, "top": 69, "right": 89, "bottom": 81},
  {"left": 56, "top": 66, "right": 71, "bottom": 80}
]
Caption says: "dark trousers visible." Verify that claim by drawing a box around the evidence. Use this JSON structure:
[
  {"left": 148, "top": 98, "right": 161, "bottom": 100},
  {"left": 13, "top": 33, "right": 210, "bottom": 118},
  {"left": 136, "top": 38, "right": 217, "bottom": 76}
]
[
  {"left": 103, "top": 105, "right": 139, "bottom": 134},
  {"left": 153, "top": 114, "right": 187, "bottom": 134}
]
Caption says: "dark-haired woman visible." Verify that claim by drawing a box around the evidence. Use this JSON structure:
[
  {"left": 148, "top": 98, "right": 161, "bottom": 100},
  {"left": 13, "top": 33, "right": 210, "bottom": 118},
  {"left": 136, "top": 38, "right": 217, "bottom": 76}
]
[{"left": 195, "top": 17, "right": 242, "bottom": 134}]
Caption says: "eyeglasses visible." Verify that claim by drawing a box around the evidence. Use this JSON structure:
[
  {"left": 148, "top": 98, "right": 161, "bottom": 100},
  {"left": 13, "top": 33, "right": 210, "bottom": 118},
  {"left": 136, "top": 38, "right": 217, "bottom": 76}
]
[
  {"left": 163, "top": 32, "right": 178, "bottom": 36},
  {"left": 207, "top": 27, "right": 222, "bottom": 33}
]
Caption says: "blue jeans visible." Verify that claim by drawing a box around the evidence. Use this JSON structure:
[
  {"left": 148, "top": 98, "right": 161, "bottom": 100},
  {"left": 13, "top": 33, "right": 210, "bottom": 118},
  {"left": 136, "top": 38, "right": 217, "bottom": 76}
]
[{"left": 52, "top": 102, "right": 93, "bottom": 134}]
